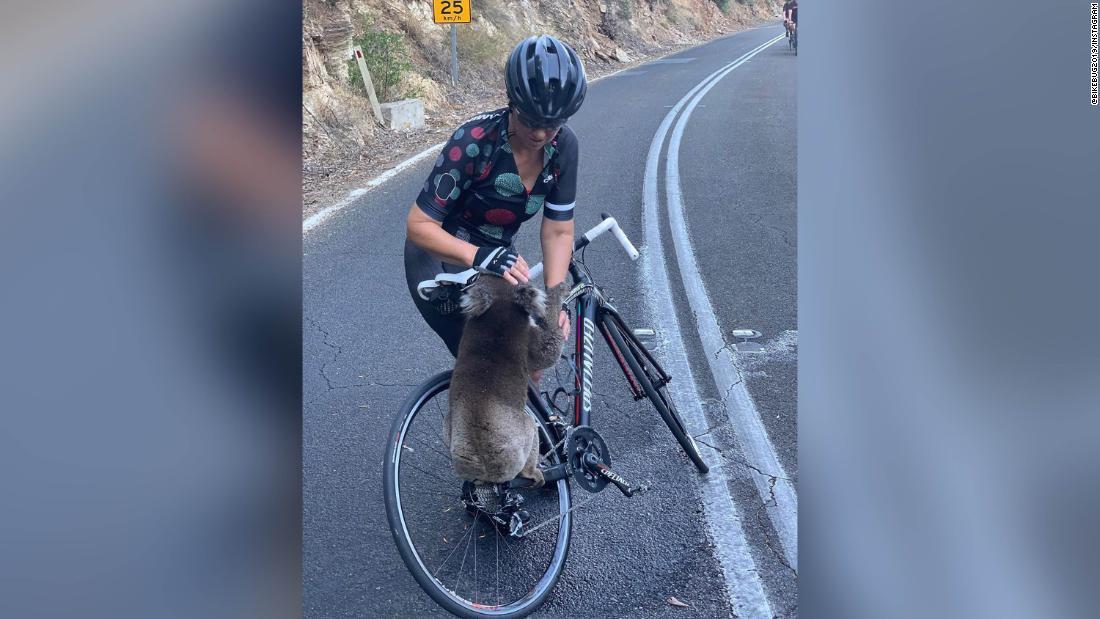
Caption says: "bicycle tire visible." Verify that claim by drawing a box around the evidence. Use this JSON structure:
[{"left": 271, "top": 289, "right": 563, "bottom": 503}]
[
  {"left": 602, "top": 315, "right": 710, "bottom": 474},
  {"left": 383, "top": 371, "right": 573, "bottom": 619}
]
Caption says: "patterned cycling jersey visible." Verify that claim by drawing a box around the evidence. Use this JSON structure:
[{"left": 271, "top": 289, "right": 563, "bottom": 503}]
[
  {"left": 784, "top": 0, "right": 798, "bottom": 23},
  {"left": 415, "top": 107, "right": 578, "bottom": 248}
]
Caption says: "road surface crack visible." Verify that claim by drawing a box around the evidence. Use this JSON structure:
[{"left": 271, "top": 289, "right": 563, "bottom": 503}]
[
  {"left": 765, "top": 475, "right": 778, "bottom": 507},
  {"left": 696, "top": 436, "right": 723, "bottom": 453},
  {"left": 306, "top": 316, "right": 341, "bottom": 391},
  {"left": 758, "top": 511, "right": 798, "bottom": 578},
  {"left": 712, "top": 340, "right": 736, "bottom": 361},
  {"left": 692, "top": 418, "right": 730, "bottom": 440},
  {"left": 719, "top": 379, "right": 743, "bottom": 404},
  {"left": 701, "top": 438, "right": 793, "bottom": 484}
]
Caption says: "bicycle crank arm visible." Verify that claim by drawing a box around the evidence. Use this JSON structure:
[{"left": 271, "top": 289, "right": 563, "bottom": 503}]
[
  {"left": 505, "top": 463, "right": 569, "bottom": 490},
  {"left": 583, "top": 453, "right": 644, "bottom": 497}
]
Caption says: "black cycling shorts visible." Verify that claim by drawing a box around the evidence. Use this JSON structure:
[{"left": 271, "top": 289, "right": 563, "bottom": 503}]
[{"left": 404, "top": 239, "right": 467, "bottom": 358}]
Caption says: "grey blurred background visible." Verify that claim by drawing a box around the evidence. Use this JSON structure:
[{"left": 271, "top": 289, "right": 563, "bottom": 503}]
[
  {"left": 1, "top": 2, "right": 301, "bottom": 618},
  {"left": 801, "top": 0, "right": 1100, "bottom": 617},
  {"left": 1, "top": 0, "right": 1098, "bottom": 617}
]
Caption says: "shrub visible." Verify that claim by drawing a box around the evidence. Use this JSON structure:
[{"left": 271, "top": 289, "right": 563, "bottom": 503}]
[{"left": 347, "top": 20, "right": 413, "bottom": 101}]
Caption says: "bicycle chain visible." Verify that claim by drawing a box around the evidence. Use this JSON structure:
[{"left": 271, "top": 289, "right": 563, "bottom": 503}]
[{"left": 515, "top": 491, "right": 601, "bottom": 538}]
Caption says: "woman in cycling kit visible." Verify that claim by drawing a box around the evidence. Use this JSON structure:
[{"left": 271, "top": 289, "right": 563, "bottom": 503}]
[{"left": 404, "top": 35, "right": 587, "bottom": 359}]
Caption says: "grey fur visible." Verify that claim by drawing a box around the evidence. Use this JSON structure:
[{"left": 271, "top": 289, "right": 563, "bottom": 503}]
[
  {"left": 513, "top": 285, "right": 546, "bottom": 322},
  {"left": 446, "top": 278, "right": 568, "bottom": 486},
  {"left": 459, "top": 280, "right": 494, "bottom": 317}
]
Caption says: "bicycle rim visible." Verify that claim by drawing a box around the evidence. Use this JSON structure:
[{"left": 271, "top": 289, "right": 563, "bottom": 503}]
[{"left": 383, "top": 372, "right": 572, "bottom": 618}]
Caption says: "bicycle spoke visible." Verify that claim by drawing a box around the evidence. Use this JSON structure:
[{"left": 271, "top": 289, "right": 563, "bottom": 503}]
[
  {"left": 405, "top": 433, "right": 453, "bottom": 463},
  {"left": 473, "top": 509, "right": 478, "bottom": 605},
  {"left": 454, "top": 513, "right": 478, "bottom": 597},
  {"left": 494, "top": 517, "right": 500, "bottom": 606},
  {"left": 434, "top": 517, "right": 476, "bottom": 582},
  {"left": 400, "top": 460, "right": 454, "bottom": 486}
]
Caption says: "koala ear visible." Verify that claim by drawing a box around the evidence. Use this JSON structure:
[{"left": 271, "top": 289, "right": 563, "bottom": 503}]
[
  {"left": 460, "top": 280, "right": 494, "bottom": 318},
  {"left": 513, "top": 284, "right": 547, "bottom": 321}
]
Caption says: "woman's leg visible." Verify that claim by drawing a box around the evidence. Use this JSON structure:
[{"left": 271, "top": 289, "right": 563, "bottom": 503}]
[{"left": 404, "top": 239, "right": 465, "bottom": 358}]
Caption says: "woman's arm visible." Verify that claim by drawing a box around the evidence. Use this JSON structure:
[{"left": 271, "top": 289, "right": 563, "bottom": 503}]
[
  {"left": 406, "top": 203, "right": 477, "bottom": 267},
  {"left": 407, "top": 203, "right": 531, "bottom": 284},
  {"left": 541, "top": 216, "right": 573, "bottom": 341},
  {"left": 540, "top": 216, "right": 574, "bottom": 288}
]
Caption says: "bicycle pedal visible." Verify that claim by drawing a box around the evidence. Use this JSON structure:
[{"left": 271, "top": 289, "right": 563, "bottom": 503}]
[{"left": 508, "top": 509, "right": 531, "bottom": 537}]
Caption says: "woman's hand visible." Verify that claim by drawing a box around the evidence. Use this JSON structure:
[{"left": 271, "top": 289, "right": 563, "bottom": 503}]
[
  {"left": 473, "top": 246, "right": 530, "bottom": 284},
  {"left": 503, "top": 254, "right": 531, "bottom": 286}
]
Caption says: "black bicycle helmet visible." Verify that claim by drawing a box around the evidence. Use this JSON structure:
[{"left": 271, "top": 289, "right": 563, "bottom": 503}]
[{"left": 504, "top": 35, "right": 587, "bottom": 126}]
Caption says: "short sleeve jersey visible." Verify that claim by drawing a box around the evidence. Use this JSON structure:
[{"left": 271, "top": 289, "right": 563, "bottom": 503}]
[
  {"left": 785, "top": 0, "right": 797, "bottom": 22},
  {"left": 415, "top": 108, "right": 578, "bottom": 248}
]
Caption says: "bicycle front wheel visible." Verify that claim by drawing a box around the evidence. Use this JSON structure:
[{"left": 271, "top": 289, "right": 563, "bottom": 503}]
[
  {"left": 382, "top": 371, "right": 572, "bottom": 618},
  {"left": 602, "top": 315, "right": 710, "bottom": 474}
]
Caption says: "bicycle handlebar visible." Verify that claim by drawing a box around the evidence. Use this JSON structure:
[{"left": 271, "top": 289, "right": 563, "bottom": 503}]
[
  {"left": 528, "top": 214, "right": 638, "bottom": 281},
  {"left": 417, "top": 214, "right": 639, "bottom": 298}
]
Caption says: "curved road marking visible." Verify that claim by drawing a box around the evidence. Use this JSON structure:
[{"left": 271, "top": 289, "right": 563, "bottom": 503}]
[
  {"left": 664, "top": 33, "right": 798, "bottom": 571},
  {"left": 642, "top": 34, "right": 784, "bottom": 619}
]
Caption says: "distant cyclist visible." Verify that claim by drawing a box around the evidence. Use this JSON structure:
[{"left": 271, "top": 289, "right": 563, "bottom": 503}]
[
  {"left": 783, "top": 0, "right": 798, "bottom": 37},
  {"left": 404, "top": 34, "right": 586, "bottom": 358}
]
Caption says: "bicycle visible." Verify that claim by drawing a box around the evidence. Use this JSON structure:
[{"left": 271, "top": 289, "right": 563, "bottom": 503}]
[
  {"left": 789, "top": 23, "right": 798, "bottom": 54},
  {"left": 383, "top": 213, "right": 709, "bottom": 618}
]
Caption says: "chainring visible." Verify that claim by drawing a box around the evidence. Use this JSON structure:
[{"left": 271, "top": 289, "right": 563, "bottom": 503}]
[{"left": 565, "top": 426, "right": 611, "bottom": 493}]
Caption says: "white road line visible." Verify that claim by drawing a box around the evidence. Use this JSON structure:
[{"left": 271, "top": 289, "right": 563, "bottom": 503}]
[
  {"left": 303, "top": 140, "right": 445, "bottom": 233},
  {"left": 664, "top": 33, "right": 798, "bottom": 571},
  {"left": 647, "top": 57, "right": 696, "bottom": 65},
  {"left": 641, "top": 36, "right": 786, "bottom": 619}
]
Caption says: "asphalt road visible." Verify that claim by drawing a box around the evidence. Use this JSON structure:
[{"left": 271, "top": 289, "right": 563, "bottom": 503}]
[{"left": 304, "top": 23, "right": 797, "bottom": 618}]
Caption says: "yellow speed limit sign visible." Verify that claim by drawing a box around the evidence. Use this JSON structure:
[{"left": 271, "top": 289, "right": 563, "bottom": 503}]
[{"left": 434, "top": 0, "right": 470, "bottom": 23}]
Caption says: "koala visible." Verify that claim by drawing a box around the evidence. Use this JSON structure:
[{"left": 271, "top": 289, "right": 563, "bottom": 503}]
[{"left": 444, "top": 275, "right": 568, "bottom": 487}]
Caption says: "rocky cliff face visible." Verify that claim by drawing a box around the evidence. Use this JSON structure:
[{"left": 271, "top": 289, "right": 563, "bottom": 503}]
[{"left": 302, "top": 0, "right": 779, "bottom": 208}]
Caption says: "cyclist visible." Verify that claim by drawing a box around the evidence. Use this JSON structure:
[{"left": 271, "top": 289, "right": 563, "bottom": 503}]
[
  {"left": 783, "top": 0, "right": 798, "bottom": 37},
  {"left": 404, "top": 34, "right": 586, "bottom": 361}
]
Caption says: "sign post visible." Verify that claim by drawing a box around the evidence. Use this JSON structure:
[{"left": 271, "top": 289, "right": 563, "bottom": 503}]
[
  {"left": 433, "top": 0, "right": 471, "bottom": 85},
  {"left": 351, "top": 46, "right": 384, "bottom": 125},
  {"left": 450, "top": 25, "right": 458, "bottom": 86}
]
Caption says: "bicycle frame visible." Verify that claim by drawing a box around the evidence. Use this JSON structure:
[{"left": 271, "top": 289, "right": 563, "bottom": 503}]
[
  {"left": 521, "top": 214, "right": 670, "bottom": 434},
  {"left": 560, "top": 259, "right": 672, "bottom": 429},
  {"left": 517, "top": 258, "right": 664, "bottom": 490}
]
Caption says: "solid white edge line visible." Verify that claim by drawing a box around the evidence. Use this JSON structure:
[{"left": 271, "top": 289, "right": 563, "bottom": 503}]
[
  {"left": 664, "top": 33, "right": 799, "bottom": 571},
  {"left": 642, "top": 34, "right": 786, "bottom": 619},
  {"left": 303, "top": 140, "right": 445, "bottom": 233}
]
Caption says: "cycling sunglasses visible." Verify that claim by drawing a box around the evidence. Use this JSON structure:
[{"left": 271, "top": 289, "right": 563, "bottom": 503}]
[{"left": 514, "top": 112, "right": 567, "bottom": 132}]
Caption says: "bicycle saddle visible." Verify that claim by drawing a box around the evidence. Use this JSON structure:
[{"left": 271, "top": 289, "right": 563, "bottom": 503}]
[{"left": 416, "top": 267, "right": 480, "bottom": 301}]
